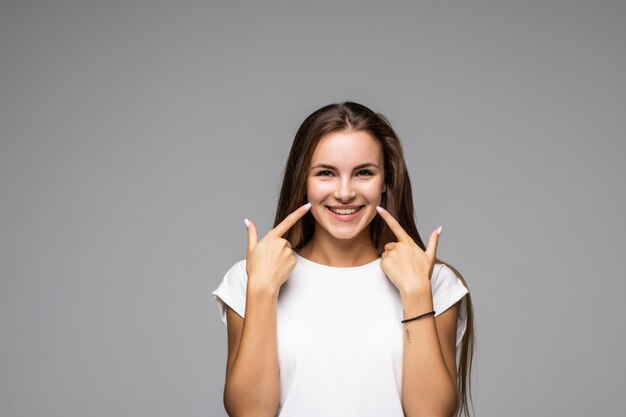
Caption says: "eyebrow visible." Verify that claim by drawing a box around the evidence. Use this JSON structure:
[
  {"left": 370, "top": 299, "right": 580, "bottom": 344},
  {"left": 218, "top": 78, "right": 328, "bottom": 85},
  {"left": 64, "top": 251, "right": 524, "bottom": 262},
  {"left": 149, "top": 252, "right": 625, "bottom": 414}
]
[{"left": 310, "top": 162, "right": 380, "bottom": 171}]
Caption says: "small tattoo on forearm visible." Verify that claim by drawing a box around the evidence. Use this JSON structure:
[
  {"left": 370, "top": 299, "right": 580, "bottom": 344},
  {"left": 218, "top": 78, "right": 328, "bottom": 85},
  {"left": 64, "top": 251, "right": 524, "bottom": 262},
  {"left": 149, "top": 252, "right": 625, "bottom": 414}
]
[
  {"left": 402, "top": 310, "right": 411, "bottom": 343},
  {"left": 402, "top": 309, "right": 412, "bottom": 343}
]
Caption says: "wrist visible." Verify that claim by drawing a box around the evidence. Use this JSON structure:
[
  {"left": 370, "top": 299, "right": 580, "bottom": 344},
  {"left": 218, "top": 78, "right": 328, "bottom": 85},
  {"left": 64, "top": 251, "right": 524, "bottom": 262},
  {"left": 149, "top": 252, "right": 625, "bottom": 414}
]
[
  {"left": 400, "top": 288, "right": 434, "bottom": 313},
  {"left": 399, "top": 283, "right": 432, "bottom": 301},
  {"left": 247, "top": 278, "right": 280, "bottom": 300}
]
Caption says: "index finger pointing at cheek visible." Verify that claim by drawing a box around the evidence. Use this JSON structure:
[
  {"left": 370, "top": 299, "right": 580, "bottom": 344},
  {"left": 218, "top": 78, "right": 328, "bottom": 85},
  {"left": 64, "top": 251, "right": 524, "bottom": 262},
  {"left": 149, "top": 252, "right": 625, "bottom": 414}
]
[
  {"left": 271, "top": 202, "right": 312, "bottom": 238},
  {"left": 375, "top": 205, "right": 411, "bottom": 242}
]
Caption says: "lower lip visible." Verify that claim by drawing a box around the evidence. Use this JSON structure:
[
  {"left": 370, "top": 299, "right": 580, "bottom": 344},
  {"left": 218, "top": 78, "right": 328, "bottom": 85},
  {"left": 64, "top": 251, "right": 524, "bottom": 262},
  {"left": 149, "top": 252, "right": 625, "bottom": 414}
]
[{"left": 326, "top": 206, "right": 364, "bottom": 222}]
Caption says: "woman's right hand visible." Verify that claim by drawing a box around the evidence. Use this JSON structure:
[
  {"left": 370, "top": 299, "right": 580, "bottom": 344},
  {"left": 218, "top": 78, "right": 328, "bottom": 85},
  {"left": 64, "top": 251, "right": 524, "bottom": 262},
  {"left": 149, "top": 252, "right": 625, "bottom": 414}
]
[{"left": 244, "top": 202, "right": 312, "bottom": 295}]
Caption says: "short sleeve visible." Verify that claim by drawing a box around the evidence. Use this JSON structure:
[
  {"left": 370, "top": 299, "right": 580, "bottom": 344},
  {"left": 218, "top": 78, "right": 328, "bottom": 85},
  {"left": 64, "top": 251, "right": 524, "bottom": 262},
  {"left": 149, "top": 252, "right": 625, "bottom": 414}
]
[
  {"left": 211, "top": 259, "right": 248, "bottom": 326},
  {"left": 431, "top": 263, "right": 470, "bottom": 349}
]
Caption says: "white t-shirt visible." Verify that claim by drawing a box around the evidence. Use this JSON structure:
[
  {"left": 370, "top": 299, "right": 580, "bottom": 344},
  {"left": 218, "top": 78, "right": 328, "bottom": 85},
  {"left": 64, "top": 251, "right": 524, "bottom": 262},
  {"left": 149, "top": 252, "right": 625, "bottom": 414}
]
[{"left": 212, "top": 250, "right": 469, "bottom": 417}]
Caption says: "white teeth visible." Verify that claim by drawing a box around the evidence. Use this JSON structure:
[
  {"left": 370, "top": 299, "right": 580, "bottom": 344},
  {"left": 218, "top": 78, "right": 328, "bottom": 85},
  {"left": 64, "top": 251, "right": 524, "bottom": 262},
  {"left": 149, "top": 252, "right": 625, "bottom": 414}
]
[{"left": 328, "top": 206, "right": 361, "bottom": 215}]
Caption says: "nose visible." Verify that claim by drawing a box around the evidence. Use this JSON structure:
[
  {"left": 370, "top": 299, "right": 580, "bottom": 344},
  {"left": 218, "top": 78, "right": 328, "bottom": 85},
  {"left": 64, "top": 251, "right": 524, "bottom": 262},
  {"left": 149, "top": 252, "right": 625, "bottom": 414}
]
[{"left": 334, "top": 178, "right": 356, "bottom": 201}]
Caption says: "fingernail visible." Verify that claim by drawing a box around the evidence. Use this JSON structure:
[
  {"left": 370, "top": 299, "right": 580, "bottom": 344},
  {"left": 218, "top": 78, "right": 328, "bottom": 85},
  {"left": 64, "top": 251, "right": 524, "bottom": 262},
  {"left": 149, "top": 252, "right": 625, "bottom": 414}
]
[
  {"left": 376, "top": 206, "right": 383, "bottom": 213},
  {"left": 304, "top": 202, "right": 312, "bottom": 209},
  {"left": 244, "top": 218, "right": 250, "bottom": 228},
  {"left": 437, "top": 226, "right": 442, "bottom": 235}
]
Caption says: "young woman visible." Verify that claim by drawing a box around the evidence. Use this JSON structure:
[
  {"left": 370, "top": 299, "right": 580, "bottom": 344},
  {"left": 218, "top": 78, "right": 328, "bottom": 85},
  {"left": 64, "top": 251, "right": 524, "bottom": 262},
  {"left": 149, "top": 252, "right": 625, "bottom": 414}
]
[{"left": 212, "top": 101, "right": 475, "bottom": 417}]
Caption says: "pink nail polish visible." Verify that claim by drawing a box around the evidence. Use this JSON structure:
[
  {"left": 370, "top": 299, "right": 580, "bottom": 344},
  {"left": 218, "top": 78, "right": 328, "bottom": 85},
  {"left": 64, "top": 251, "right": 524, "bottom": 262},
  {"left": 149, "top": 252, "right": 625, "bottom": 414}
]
[
  {"left": 376, "top": 206, "right": 383, "bottom": 213},
  {"left": 437, "top": 226, "right": 442, "bottom": 235},
  {"left": 244, "top": 218, "right": 250, "bottom": 228}
]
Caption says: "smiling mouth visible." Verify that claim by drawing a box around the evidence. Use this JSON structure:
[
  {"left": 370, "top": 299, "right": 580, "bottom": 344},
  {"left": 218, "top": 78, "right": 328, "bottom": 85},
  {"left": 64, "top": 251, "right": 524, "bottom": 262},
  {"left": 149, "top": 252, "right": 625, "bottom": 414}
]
[{"left": 326, "top": 206, "right": 364, "bottom": 215}]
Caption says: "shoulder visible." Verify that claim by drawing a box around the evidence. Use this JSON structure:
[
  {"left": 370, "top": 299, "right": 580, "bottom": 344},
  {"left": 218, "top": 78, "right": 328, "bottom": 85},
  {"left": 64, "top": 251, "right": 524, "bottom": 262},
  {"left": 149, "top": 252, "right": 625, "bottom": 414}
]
[
  {"left": 211, "top": 258, "right": 249, "bottom": 325},
  {"left": 433, "top": 263, "right": 455, "bottom": 278},
  {"left": 224, "top": 258, "right": 248, "bottom": 283},
  {"left": 227, "top": 258, "right": 247, "bottom": 274},
  {"left": 430, "top": 263, "right": 469, "bottom": 316},
  {"left": 431, "top": 263, "right": 465, "bottom": 289},
  {"left": 214, "top": 258, "right": 249, "bottom": 298}
]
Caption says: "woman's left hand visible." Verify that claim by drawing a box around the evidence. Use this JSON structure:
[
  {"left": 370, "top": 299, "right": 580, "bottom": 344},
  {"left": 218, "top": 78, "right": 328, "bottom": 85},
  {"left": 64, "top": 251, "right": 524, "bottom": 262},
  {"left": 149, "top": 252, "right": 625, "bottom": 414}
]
[{"left": 376, "top": 206, "right": 442, "bottom": 297}]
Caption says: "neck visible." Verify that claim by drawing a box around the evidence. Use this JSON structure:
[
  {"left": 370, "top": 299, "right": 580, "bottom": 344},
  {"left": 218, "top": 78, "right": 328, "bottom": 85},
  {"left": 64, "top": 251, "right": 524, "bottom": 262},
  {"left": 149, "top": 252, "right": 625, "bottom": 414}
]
[{"left": 297, "top": 230, "right": 379, "bottom": 268}]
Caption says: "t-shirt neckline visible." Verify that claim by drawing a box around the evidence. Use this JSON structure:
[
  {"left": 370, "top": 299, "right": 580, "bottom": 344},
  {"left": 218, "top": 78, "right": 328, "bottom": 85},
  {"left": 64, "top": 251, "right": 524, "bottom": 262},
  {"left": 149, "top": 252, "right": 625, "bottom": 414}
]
[{"left": 294, "top": 250, "right": 381, "bottom": 273}]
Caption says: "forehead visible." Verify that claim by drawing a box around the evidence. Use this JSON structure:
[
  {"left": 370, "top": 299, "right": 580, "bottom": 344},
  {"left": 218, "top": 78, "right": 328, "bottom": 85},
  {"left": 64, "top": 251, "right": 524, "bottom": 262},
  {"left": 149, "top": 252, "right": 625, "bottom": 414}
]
[{"left": 311, "top": 130, "right": 383, "bottom": 165}]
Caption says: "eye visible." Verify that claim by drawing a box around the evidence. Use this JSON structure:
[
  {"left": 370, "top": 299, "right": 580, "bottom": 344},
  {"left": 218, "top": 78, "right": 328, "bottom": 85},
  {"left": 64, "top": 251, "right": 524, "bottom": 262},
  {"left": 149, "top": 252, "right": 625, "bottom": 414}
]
[
  {"left": 316, "top": 170, "right": 333, "bottom": 176},
  {"left": 315, "top": 169, "right": 374, "bottom": 177}
]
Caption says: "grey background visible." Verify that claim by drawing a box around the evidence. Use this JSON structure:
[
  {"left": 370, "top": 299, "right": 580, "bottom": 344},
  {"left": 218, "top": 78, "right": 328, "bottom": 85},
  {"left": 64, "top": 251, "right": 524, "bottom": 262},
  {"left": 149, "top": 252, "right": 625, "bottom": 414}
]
[{"left": 1, "top": 0, "right": 624, "bottom": 416}]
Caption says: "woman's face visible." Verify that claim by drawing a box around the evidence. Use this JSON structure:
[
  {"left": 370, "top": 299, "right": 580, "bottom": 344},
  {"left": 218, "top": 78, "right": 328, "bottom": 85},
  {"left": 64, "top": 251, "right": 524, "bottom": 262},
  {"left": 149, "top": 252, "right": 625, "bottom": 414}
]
[{"left": 306, "top": 129, "right": 387, "bottom": 242}]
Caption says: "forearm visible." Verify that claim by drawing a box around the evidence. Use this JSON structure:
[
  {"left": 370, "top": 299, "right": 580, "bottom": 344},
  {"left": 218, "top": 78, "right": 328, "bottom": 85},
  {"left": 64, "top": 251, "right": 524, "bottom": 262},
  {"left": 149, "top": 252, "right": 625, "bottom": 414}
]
[
  {"left": 400, "top": 290, "right": 458, "bottom": 417},
  {"left": 224, "top": 284, "right": 281, "bottom": 417}
]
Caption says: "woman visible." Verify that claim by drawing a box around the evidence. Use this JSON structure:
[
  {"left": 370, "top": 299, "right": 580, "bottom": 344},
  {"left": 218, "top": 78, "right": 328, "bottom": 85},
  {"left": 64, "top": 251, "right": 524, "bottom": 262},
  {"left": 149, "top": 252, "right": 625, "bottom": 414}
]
[{"left": 212, "top": 101, "right": 475, "bottom": 417}]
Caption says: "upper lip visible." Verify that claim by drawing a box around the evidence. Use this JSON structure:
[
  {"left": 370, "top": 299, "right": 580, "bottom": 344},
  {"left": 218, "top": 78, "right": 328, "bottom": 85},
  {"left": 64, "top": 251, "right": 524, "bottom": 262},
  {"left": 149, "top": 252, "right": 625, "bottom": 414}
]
[{"left": 326, "top": 205, "right": 364, "bottom": 209}]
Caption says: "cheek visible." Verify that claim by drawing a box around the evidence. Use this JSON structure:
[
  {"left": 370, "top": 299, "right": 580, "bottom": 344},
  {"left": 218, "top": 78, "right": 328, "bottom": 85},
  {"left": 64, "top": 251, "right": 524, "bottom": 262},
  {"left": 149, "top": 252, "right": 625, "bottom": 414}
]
[
  {"left": 361, "top": 180, "right": 383, "bottom": 197},
  {"left": 306, "top": 180, "right": 334, "bottom": 200}
]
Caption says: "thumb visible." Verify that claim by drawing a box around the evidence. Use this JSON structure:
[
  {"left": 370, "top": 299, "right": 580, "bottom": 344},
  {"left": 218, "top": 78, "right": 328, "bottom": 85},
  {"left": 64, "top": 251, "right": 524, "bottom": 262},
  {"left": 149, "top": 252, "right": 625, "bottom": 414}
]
[
  {"left": 425, "top": 225, "right": 442, "bottom": 261},
  {"left": 245, "top": 218, "right": 258, "bottom": 255}
]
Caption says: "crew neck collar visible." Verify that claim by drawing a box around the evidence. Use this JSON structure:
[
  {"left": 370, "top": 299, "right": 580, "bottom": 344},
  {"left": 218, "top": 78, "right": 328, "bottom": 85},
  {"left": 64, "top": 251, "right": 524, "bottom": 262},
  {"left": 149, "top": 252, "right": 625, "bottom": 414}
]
[{"left": 294, "top": 250, "right": 381, "bottom": 273}]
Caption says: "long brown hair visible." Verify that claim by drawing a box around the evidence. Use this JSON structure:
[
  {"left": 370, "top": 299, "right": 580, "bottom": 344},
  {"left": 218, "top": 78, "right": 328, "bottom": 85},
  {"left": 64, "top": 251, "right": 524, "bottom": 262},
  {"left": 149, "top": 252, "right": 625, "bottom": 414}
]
[{"left": 273, "top": 101, "right": 475, "bottom": 417}]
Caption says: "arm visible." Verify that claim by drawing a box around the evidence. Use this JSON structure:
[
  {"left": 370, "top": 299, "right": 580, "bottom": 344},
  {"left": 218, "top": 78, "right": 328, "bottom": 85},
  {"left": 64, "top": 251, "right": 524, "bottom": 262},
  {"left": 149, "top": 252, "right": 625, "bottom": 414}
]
[
  {"left": 223, "top": 204, "right": 311, "bottom": 416},
  {"left": 223, "top": 283, "right": 281, "bottom": 417},
  {"left": 400, "top": 287, "right": 460, "bottom": 417}
]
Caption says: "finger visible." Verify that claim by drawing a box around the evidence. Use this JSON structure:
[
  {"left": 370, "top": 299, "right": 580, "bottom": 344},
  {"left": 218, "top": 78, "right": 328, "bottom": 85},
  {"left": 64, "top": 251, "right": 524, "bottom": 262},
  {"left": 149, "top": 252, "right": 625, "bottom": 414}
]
[
  {"left": 245, "top": 218, "right": 258, "bottom": 255},
  {"left": 425, "top": 226, "right": 442, "bottom": 261},
  {"left": 384, "top": 242, "right": 396, "bottom": 251},
  {"left": 271, "top": 202, "right": 312, "bottom": 238},
  {"left": 375, "top": 206, "right": 411, "bottom": 243}
]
